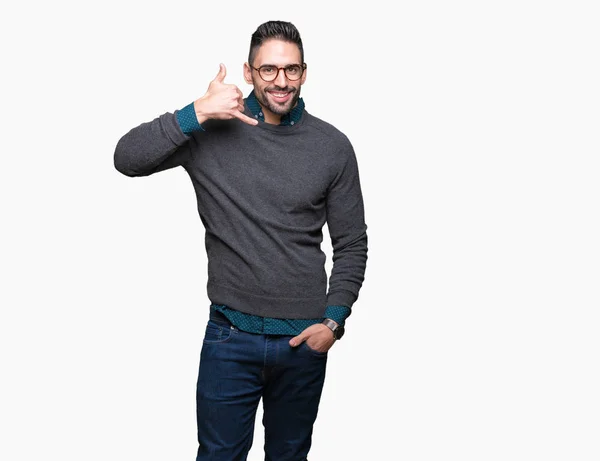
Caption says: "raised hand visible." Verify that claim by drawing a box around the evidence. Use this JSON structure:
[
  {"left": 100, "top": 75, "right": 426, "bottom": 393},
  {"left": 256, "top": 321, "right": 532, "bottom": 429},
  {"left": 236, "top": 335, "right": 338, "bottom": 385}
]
[{"left": 193, "top": 63, "right": 258, "bottom": 126}]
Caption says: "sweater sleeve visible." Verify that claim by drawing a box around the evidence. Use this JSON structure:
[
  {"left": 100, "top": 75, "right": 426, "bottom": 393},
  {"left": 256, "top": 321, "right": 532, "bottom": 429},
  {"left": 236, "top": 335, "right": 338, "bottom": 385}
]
[
  {"left": 325, "top": 144, "right": 368, "bottom": 309},
  {"left": 114, "top": 110, "right": 195, "bottom": 177}
]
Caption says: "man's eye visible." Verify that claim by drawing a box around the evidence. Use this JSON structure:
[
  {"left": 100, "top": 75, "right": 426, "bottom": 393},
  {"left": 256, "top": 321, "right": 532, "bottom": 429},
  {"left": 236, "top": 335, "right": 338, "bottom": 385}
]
[
  {"left": 262, "top": 67, "right": 275, "bottom": 73},
  {"left": 286, "top": 66, "right": 300, "bottom": 74}
]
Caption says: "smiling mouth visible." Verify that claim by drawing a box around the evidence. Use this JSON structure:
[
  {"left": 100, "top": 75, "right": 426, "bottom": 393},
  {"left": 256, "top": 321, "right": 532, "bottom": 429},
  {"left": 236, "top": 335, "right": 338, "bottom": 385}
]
[
  {"left": 267, "top": 89, "right": 293, "bottom": 102},
  {"left": 269, "top": 91, "right": 290, "bottom": 97}
]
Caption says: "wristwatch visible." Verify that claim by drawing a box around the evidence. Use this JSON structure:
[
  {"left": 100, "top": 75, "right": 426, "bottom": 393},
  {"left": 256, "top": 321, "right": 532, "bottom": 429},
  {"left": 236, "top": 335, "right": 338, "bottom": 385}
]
[{"left": 322, "top": 318, "right": 345, "bottom": 340}]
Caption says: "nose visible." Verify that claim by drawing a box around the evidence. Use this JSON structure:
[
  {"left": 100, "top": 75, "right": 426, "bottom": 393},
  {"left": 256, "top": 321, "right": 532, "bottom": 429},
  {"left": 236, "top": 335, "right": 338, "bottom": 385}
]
[{"left": 274, "top": 68, "right": 288, "bottom": 88}]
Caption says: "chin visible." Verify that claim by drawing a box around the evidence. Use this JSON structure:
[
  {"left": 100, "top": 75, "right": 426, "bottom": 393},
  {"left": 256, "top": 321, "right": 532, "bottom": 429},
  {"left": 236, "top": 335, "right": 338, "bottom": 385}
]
[
  {"left": 270, "top": 97, "right": 298, "bottom": 115},
  {"left": 273, "top": 104, "right": 294, "bottom": 115}
]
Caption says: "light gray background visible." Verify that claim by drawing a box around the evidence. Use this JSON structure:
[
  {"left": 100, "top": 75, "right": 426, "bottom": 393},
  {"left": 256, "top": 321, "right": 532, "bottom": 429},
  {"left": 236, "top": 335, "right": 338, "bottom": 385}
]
[{"left": 1, "top": 1, "right": 599, "bottom": 460}]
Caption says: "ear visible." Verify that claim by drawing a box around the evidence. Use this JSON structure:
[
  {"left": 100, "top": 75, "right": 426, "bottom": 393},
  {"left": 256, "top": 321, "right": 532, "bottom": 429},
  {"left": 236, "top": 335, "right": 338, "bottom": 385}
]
[
  {"left": 243, "top": 62, "right": 253, "bottom": 85},
  {"left": 300, "top": 63, "right": 307, "bottom": 85}
]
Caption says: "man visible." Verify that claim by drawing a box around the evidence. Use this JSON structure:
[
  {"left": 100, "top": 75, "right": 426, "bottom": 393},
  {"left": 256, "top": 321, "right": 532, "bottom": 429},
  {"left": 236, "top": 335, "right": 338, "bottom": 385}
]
[{"left": 114, "top": 20, "right": 367, "bottom": 461}]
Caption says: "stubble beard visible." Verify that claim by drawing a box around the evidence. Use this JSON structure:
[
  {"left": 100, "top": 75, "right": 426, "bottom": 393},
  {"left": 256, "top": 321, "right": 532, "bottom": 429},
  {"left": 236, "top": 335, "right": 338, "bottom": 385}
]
[{"left": 255, "top": 83, "right": 301, "bottom": 117}]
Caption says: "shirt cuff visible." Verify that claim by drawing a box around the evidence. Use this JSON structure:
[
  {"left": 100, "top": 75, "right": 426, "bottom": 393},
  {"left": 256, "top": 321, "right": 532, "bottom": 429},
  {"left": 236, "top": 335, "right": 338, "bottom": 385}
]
[
  {"left": 176, "top": 102, "right": 204, "bottom": 134},
  {"left": 323, "top": 305, "right": 351, "bottom": 326}
]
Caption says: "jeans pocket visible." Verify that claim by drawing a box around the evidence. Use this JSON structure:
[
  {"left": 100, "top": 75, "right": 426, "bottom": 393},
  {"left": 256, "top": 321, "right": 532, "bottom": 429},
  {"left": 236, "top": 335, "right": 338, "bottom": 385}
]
[
  {"left": 302, "top": 340, "right": 328, "bottom": 356},
  {"left": 203, "top": 320, "right": 233, "bottom": 343}
]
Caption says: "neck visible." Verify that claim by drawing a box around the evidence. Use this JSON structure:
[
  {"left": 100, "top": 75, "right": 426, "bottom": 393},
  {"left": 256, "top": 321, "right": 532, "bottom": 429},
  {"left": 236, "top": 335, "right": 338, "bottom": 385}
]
[{"left": 261, "top": 105, "right": 282, "bottom": 125}]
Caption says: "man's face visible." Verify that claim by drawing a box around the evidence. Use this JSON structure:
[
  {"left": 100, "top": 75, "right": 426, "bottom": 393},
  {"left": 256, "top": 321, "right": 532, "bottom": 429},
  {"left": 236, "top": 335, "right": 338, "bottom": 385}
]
[{"left": 244, "top": 39, "right": 307, "bottom": 120}]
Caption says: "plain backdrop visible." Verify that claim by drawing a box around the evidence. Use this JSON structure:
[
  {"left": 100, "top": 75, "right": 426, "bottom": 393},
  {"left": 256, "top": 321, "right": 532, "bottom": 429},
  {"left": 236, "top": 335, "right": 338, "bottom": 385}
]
[{"left": 1, "top": 1, "right": 599, "bottom": 460}]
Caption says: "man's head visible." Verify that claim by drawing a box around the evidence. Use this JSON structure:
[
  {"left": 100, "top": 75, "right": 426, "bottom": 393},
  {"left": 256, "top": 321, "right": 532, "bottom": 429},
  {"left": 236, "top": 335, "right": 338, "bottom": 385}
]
[{"left": 244, "top": 21, "right": 307, "bottom": 123}]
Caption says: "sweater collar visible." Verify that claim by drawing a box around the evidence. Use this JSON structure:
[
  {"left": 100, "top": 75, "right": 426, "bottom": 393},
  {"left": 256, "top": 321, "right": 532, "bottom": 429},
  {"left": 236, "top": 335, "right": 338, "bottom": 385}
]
[{"left": 246, "top": 90, "right": 305, "bottom": 126}]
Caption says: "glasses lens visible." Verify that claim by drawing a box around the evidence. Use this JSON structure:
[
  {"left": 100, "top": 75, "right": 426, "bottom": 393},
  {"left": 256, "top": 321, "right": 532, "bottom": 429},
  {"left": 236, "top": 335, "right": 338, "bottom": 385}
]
[
  {"left": 285, "top": 65, "right": 302, "bottom": 80},
  {"left": 259, "top": 66, "right": 277, "bottom": 81}
]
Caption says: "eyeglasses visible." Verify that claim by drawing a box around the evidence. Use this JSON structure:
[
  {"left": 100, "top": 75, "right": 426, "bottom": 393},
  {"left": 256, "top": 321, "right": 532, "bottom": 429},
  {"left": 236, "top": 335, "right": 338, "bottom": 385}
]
[{"left": 249, "top": 63, "right": 307, "bottom": 82}]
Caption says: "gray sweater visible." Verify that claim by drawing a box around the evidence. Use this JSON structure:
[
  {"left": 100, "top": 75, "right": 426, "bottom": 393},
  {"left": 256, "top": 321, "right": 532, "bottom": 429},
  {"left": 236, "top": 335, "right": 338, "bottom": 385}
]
[{"left": 114, "top": 102, "right": 368, "bottom": 319}]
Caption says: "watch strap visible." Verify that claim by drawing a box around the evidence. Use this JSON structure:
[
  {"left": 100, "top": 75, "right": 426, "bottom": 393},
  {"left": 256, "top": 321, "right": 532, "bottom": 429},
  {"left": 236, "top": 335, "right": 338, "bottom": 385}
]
[{"left": 322, "top": 318, "right": 340, "bottom": 340}]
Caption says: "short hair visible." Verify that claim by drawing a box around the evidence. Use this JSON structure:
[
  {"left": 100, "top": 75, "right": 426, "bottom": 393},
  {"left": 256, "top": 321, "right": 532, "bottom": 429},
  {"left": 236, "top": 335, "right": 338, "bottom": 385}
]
[{"left": 248, "top": 20, "right": 304, "bottom": 66}]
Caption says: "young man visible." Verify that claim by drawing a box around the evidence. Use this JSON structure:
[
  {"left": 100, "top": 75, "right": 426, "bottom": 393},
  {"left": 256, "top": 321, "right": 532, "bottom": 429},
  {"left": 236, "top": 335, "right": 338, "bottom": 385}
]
[{"left": 114, "top": 20, "right": 368, "bottom": 461}]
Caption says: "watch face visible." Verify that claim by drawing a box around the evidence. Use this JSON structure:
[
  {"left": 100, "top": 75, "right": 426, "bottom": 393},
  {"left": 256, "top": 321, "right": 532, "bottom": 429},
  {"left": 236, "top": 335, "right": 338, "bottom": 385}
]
[{"left": 335, "top": 325, "right": 345, "bottom": 340}]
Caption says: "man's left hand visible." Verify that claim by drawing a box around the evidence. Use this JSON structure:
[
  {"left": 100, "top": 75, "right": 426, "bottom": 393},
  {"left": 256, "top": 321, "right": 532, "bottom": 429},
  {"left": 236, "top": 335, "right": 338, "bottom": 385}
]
[{"left": 289, "top": 323, "right": 336, "bottom": 353}]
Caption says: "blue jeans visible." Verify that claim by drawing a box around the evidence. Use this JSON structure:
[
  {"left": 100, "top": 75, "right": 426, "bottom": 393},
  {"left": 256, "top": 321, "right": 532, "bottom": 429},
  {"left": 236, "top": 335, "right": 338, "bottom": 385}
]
[{"left": 196, "top": 309, "right": 328, "bottom": 461}]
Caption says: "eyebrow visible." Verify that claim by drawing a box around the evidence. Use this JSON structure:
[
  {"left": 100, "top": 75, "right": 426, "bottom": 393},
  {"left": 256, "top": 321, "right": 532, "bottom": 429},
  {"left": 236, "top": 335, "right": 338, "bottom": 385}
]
[{"left": 258, "top": 63, "right": 301, "bottom": 67}]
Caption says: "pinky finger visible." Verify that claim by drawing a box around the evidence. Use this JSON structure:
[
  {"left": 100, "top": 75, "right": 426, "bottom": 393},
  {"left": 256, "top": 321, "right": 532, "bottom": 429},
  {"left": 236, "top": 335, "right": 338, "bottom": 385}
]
[{"left": 232, "top": 110, "right": 259, "bottom": 126}]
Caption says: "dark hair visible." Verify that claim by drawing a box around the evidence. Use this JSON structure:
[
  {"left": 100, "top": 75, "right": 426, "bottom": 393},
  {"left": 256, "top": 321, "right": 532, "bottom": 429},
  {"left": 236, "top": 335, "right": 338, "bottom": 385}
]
[{"left": 248, "top": 21, "right": 304, "bottom": 66}]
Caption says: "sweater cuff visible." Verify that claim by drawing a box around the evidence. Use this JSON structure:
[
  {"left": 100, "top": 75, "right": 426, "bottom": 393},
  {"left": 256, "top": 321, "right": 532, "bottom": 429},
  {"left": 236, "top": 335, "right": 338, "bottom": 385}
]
[
  {"left": 326, "top": 289, "right": 357, "bottom": 309},
  {"left": 176, "top": 102, "right": 204, "bottom": 134},
  {"left": 324, "top": 305, "right": 351, "bottom": 326}
]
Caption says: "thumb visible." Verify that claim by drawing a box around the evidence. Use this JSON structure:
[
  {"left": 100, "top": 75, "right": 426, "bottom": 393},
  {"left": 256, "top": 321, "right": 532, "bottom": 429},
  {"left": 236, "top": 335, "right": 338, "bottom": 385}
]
[
  {"left": 213, "top": 63, "right": 226, "bottom": 83},
  {"left": 289, "top": 333, "right": 307, "bottom": 347}
]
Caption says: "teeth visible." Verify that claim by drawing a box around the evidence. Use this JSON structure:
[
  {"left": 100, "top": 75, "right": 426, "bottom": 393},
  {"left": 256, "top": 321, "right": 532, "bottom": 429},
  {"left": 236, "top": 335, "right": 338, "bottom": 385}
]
[{"left": 271, "top": 92, "right": 289, "bottom": 97}]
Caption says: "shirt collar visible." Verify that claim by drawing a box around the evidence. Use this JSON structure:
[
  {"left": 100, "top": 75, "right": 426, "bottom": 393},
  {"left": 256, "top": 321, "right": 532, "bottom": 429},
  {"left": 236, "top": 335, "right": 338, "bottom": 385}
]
[{"left": 246, "top": 90, "right": 305, "bottom": 126}]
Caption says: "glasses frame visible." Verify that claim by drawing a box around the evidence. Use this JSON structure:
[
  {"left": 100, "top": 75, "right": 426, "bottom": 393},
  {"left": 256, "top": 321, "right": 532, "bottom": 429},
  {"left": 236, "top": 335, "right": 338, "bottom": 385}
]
[{"left": 249, "top": 63, "right": 307, "bottom": 82}]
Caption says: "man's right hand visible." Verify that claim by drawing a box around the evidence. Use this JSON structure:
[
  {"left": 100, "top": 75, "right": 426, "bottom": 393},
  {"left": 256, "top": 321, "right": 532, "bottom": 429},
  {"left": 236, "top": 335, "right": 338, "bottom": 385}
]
[{"left": 193, "top": 63, "right": 259, "bottom": 126}]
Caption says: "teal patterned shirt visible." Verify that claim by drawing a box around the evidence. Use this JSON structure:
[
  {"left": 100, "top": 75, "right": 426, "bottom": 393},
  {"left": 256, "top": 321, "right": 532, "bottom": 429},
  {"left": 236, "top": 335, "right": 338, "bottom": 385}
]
[
  {"left": 176, "top": 91, "right": 351, "bottom": 334},
  {"left": 210, "top": 304, "right": 349, "bottom": 336}
]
